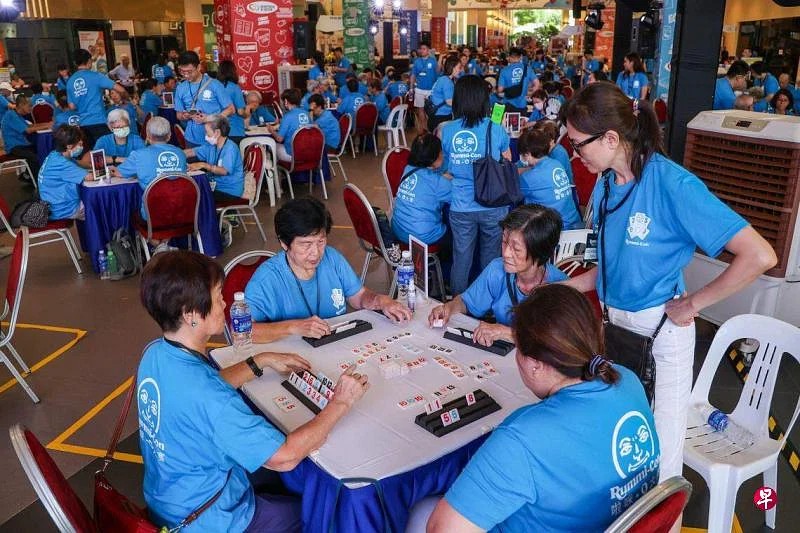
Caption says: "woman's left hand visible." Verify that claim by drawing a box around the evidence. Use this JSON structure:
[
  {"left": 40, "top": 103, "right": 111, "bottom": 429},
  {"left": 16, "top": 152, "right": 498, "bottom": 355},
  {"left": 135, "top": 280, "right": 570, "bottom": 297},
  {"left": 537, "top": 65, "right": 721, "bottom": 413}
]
[
  {"left": 259, "top": 352, "right": 312, "bottom": 374},
  {"left": 665, "top": 295, "right": 698, "bottom": 327},
  {"left": 188, "top": 161, "right": 206, "bottom": 171},
  {"left": 473, "top": 322, "right": 511, "bottom": 347}
]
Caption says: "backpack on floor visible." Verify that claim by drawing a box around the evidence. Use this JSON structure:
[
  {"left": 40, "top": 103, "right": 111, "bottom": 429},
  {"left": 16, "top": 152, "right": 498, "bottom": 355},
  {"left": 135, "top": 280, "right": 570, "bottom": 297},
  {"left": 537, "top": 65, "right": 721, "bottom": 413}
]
[{"left": 108, "top": 227, "right": 142, "bottom": 279}]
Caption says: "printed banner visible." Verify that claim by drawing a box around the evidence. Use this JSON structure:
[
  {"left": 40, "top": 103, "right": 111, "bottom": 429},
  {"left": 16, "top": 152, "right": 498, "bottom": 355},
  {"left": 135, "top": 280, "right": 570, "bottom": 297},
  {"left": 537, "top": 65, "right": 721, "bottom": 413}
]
[
  {"left": 398, "top": 10, "right": 418, "bottom": 57},
  {"left": 477, "top": 27, "right": 486, "bottom": 49},
  {"left": 466, "top": 25, "right": 477, "bottom": 48},
  {"left": 78, "top": 31, "right": 109, "bottom": 73},
  {"left": 430, "top": 17, "right": 447, "bottom": 54},
  {"left": 213, "top": 0, "right": 295, "bottom": 100},
  {"left": 654, "top": 0, "right": 678, "bottom": 103},
  {"left": 343, "top": 0, "right": 372, "bottom": 67},
  {"left": 591, "top": 0, "right": 615, "bottom": 69}
]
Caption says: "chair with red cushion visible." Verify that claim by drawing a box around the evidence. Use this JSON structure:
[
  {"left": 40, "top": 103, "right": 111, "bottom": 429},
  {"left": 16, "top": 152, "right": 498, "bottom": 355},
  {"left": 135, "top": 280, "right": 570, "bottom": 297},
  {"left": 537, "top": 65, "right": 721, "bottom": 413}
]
[
  {"left": 559, "top": 131, "right": 574, "bottom": 158},
  {"left": 561, "top": 85, "right": 574, "bottom": 100},
  {"left": 604, "top": 476, "right": 692, "bottom": 533},
  {"left": 654, "top": 98, "right": 668, "bottom": 124},
  {"left": 134, "top": 172, "right": 203, "bottom": 261},
  {"left": 0, "top": 193, "right": 83, "bottom": 274},
  {"left": 140, "top": 112, "right": 153, "bottom": 138},
  {"left": 276, "top": 125, "right": 326, "bottom": 200},
  {"left": 327, "top": 114, "right": 351, "bottom": 184},
  {"left": 381, "top": 146, "right": 411, "bottom": 212},
  {"left": 222, "top": 250, "right": 275, "bottom": 342},
  {"left": 216, "top": 143, "right": 268, "bottom": 243},
  {"left": 349, "top": 102, "right": 379, "bottom": 157},
  {"left": 556, "top": 258, "right": 602, "bottom": 319},
  {"left": 389, "top": 96, "right": 402, "bottom": 109},
  {"left": 0, "top": 227, "right": 39, "bottom": 402},
  {"left": 172, "top": 123, "right": 187, "bottom": 149},
  {"left": 571, "top": 157, "right": 600, "bottom": 211},
  {"left": 31, "top": 103, "right": 54, "bottom": 124},
  {"left": 560, "top": 78, "right": 572, "bottom": 88}
]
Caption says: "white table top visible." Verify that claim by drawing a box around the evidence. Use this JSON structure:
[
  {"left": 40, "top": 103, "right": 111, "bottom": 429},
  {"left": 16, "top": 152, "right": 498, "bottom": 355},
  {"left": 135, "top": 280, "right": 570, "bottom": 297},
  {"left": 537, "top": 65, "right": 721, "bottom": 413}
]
[
  {"left": 245, "top": 126, "right": 274, "bottom": 137},
  {"left": 211, "top": 301, "right": 537, "bottom": 482}
]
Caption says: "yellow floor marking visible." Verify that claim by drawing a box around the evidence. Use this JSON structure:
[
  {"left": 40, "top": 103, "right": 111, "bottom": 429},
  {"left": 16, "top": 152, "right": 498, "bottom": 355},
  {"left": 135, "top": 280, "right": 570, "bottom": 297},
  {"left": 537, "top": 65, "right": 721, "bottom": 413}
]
[
  {"left": 680, "top": 512, "right": 742, "bottom": 533},
  {"left": 733, "top": 514, "right": 743, "bottom": 533},
  {"left": 0, "top": 323, "right": 87, "bottom": 395},
  {"left": 47, "top": 377, "right": 143, "bottom": 464}
]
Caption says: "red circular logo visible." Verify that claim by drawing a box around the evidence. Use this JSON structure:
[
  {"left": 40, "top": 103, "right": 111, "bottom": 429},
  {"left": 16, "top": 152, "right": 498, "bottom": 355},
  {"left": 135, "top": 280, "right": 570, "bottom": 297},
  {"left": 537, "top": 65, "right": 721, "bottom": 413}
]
[{"left": 753, "top": 486, "right": 777, "bottom": 511}]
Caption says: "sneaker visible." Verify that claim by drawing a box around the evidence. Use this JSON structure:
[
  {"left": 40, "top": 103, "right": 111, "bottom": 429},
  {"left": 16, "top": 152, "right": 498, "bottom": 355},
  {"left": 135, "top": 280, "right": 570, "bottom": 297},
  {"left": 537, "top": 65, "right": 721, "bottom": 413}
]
[
  {"left": 221, "top": 220, "right": 233, "bottom": 248},
  {"left": 387, "top": 244, "right": 402, "bottom": 263},
  {"left": 225, "top": 215, "right": 241, "bottom": 229},
  {"left": 153, "top": 242, "right": 171, "bottom": 255}
]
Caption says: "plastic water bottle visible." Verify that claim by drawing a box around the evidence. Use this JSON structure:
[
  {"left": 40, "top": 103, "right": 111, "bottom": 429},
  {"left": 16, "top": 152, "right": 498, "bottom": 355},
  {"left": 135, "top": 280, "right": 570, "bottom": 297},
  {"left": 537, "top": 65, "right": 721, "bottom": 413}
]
[
  {"left": 230, "top": 292, "right": 252, "bottom": 352},
  {"left": 397, "top": 251, "right": 414, "bottom": 308},
  {"left": 698, "top": 405, "right": 755, "bottom": 447},
  {"left": 106, "top": 249, "right": 118, "bottom": 277},
  {"left": 98, "top": 250, "right": 109, "bottom": 280},
  {"left": 407, "top": 277, "right": 416, "bottom": 313}
]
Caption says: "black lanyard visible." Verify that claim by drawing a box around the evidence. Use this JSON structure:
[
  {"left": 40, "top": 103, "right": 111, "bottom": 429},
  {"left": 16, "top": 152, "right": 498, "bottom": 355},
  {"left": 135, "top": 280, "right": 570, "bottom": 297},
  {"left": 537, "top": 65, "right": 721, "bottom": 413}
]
[
  {"left": 505, "top": 273, "right": 521, "bottom": 306},
  {"left": 114, "top": 135, "right": 129, "bottom": 158},
  {"left": 186, "top": 74, "right": 207, "bottom": 106},
  {"left": 210, "top": 139, "right": 230, "bottom": 167},
  {"left": 598, "top": 171, "right": 636, "bottom": 320},
  {"left": 163, "top": 337, "right": 210, "bottom": 365},
  {"left": 286, "top": 255, "right": 320, "bottom": 317}
]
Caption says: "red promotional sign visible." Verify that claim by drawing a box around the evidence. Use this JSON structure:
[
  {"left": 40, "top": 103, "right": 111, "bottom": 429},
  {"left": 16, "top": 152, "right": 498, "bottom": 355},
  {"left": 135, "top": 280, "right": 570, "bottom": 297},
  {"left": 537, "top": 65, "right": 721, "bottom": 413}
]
[
  {"left": 430, "top": 17, "right": 446, "bottom": 55},
  {"left": 214, "top": 0, "right": 295, "bottom": 100}
]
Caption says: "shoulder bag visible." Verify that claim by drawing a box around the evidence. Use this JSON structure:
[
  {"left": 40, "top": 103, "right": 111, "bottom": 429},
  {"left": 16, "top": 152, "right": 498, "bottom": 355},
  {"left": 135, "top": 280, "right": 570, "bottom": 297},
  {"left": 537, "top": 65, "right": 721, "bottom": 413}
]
[
  {"left": 502, "top": 62, "right": 528, "bottom": 99},
  {"left": 598, "top": 172, "right": 666, "bottom": 405},
  {"left": 473, "top": 121, "right": 523, "bottom": 208}
]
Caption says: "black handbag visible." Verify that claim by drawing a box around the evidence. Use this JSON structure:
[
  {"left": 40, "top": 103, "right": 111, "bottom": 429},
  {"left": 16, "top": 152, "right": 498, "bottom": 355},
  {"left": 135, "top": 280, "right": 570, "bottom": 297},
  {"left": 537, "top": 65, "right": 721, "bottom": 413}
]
[
  {"left": 598, "top": 172, "right": 666, "bottom": 405},
  {"left": 502, "top": 62, "right": 528, "bottom": 99},
  {"left": 473, "top": 122, "right": 523, "bottom": 208}
]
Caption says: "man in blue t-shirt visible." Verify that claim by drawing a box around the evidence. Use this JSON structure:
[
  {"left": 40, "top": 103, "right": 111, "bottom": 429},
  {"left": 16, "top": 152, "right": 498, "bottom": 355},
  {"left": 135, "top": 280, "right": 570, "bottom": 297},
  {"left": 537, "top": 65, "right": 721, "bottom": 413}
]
[
  {"left": 751, "top": 61, "right": 780, "bottom": 112},
  {"left": 68, "top": 48, "right": 128, "bottom": 150},
  {"left": 582, "top": 50, "right": 600, "bottom": 86},
  {"left": 332, "top": 47, "right": 352, "bottom": 90},
  {"left": 244, "top": 198, "right": 412, "bottom": 343},
  {"left": 269, "top": 88, "right": 312, "bottom": 162},
  {"left": 308, "top": 94, "right": 341, "bottom": 151},
  {"left": 499, "top": 48, "right": 538, "bottom": 114},
  {"left": 174, "top": 51, "right": 234, "bottom": 147},
  {"left": 1, "top": 96, "right": 52, "bottom": 180},
  {"left": 410, "top": 43, "right": 439, "bottom": 133},
  {"left": 714, "top": 60, "right": 748, "bottom": 110}
]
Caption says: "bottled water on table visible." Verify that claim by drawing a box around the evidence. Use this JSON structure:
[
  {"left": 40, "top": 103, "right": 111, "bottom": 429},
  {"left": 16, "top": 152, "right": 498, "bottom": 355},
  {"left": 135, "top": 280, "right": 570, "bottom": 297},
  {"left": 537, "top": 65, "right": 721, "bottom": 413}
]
[
  {"left": 698, "top": 405, "right": 755, "bottom": 447},
  {"left": 397, "top": 251, "right": 415, "bottom": 309},
  {"left": 98, "top": 250, "right": 109, "bottom": 280},
  {"left": 230, "top": 292, "right": 252, "bottom": 352}
]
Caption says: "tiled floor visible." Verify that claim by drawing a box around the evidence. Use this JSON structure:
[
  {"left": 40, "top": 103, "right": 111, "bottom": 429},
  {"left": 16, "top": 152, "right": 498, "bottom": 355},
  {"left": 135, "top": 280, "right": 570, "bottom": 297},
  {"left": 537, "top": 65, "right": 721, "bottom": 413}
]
[{"left": 0, "top": 140, "right": 798, "bottom": 532}]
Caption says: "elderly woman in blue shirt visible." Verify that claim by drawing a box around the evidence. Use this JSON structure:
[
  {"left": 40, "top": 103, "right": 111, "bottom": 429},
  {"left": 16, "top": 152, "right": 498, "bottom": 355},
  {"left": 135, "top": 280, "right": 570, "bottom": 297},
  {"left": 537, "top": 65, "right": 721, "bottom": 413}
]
[
  {"left": 428, "top": 205, "right": 566, "bottom": 346},
  {"left": 184, "top": 114, "right": 244, "bottom": 203},
  {"left": 90, "top": 108, "right": 146, "bottom": 166},
  {"left": 39, "top": 125, "right": 93, "bottom": 220}
]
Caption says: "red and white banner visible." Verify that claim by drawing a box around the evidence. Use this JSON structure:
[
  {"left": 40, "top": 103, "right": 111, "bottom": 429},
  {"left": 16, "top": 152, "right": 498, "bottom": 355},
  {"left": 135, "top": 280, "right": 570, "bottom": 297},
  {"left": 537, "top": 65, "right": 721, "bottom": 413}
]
[
  {"left": 213, "top": 0, "right": 295, "bottom": 101},
  {"left": 430, "top": 17, "right": 446, "bottom": 55}
]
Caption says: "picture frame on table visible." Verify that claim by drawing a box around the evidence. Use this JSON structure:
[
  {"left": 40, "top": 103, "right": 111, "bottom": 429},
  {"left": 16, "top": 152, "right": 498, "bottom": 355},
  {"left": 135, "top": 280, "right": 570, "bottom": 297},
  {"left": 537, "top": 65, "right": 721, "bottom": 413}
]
[
  {"left": 409, "top": 235, "right": 428, "bottom": 300},
  {"left": 90, "top": 149, "right": 109, "bottom": 181},
  {"left": 504, "top": 112, "right": 520, "bottom": 134},
  {"left": 162, "top": 92, "right": 174, "bottom": 107}
]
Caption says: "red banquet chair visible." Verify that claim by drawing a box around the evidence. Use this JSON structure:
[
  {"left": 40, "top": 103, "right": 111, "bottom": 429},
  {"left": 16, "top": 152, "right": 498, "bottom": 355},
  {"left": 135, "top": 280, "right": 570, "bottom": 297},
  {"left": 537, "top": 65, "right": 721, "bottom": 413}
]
[
  {"left": 172, "top": 123, "right": 187, "bottom": 149},
  {"left": 134, "top": 172, "right": 203, "bottom": 261},
  {"left": 571, "top": 157, "right": 600, "bottom": 211},
  {"left": 222, "top": 250, "right": 274, "bottom": 342},
  {"left": 604, "top": 476, "right": 692, "bottom": 533},
  {"left": 381, "top": 146, "right": 410, "bottom": 212},
  {"left": 215, "top": 142, "right": 268, "bottom": 243},
  {"left": 389, "top": 96, "right": 402, "bottom": 109},
  {"left": 559, "top": 130, "right": 574, "bottom": 158},
  {"left": 349, "top": 102, "right": 379, "bottom": 157},
  {"left": 277, "top": 125, "right": 326, "bottom": 200},
  {"left": 561, "top": 85, "right": 574, "bottom": 100},
  {"left": 327, "top": 113, "right": 352, "bottom": 183},
  {"left": 654, "top": 98, "right": 668, "bottom": 124},
  {"left": 0, "top": 192, "right": 83, "bottom": 273},
  {"left": 31, "top": 103, "right": 54, "bottom": 124},
  {"left": 140, "top": 112, "right": 153, "bottom": 138}
]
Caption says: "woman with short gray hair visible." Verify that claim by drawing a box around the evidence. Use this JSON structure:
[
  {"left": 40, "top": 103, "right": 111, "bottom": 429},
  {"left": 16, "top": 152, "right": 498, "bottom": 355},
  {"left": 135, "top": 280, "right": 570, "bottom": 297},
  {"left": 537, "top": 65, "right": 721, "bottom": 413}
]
[
  {"left": 90, "top": 108, "right": 145, "bottom": 165},
  {"left": 184, "top": 114, "right": 245, "bottom": 203}
]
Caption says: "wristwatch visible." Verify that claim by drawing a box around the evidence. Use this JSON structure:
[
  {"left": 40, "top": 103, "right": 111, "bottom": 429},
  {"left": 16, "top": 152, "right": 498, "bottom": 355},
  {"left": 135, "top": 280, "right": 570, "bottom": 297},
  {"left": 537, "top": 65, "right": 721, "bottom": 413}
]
[{"left": 246, "top": 356, "right": 263, "bottom": 377}]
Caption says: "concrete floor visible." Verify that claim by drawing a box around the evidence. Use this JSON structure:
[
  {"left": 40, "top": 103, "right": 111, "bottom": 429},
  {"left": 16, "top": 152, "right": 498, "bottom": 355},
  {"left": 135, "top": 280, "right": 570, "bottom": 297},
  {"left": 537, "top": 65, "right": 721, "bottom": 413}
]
[{"left": 0, "top": 138, "right": 798, "bottom": 532}]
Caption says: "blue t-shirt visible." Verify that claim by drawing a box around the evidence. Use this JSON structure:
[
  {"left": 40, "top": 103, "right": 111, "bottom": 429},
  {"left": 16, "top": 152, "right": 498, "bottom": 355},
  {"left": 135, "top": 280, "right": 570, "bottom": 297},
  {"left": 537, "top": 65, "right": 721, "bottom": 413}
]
[
  {"left": 446, "top": 366, "right": 660, "bottom": 532},
  {"left": 314, "top": 109, "right": 341, "bottom": 149},
  {"left": 140, "top": 90, "right": 163, "bottom": 119},
  {"left": 391, "top": 166, "right": 452, "bottom": 244},
  {"left": 531, "top": 59, "right": 546, "bottom": 74},
  {"left": 440, "top": 117, "right": 510, "bottom": 212},
  {"left": 334, "top": 57, "right": 352, "bottom": 87},
  {"left": 39, "top": 152, "right": 87, "bottom": 219},
  {"left": 754, "top": 74, "right": 781, "bottom": 112},
  {"left": 616, "top": 72, "right": 649, "bottom": 100},
  {"left": 464, "top": 59, "right": 483, "bottom": 77},
  {"left": 94, "top": 132, "right": 146, "bottom": 159},
  {"left": 31, "top": 93, "right": 56, "bottom": 107},
  {"left": 381, "top": 75, "right": 391, "bottom": 89},
  {"left": 195, "top": 139, "right": 244, "bottom": 197},
  {"left": 713, "top": 77, "right": 736, "bottom": 110},
  {"left": 152, "top": 64, "right": 174, "bottom": 84},
  {"left": 412, "top": 56, "right": 439, "bottom": 90},
  {"left": 583, "top": 58, "right": 600, "bottom": 84},
  {"left": 118, "top": 144, "right": 188, "bottom": 218},
  {"left": 337, "top": 92, "right": 366, "bottom": 123},
  {"left": 499, "top": 62, "right": 537, "bottom": 109},
  {"left": 308, "top": 65, "right": 324, "bottom": 81},
  {"left": 221, "top": 82, "right": 246, "bottom": 137},
  {"left": 56, "top": 76, "right": 69, "bottom": 92},
  {"left": 245, "top": 247, "right": 361, "bottom": 322},
  {"left": 67, "top": 69, "right": 115, "bottom": 126},
  {"left": 301, "top": 92, "right": 312, "bottom": 111},
  {"left": 550, "top": 144, "right": 573, "bottom": 183},
  {"left": 431, "top": 75, "right": 455, "bottom": 116},
  {"left": 0, "top": 94, "right": 9, "bottom": 124},
  {"left": 520, "top": 156, "right": 582, "bottom": 230},
  {"left": 174, "top": 75, "right": 233, "bottom": 145},
  {"left": 461, "top": 258, "right": 567, "bottom": 325},
  {"left": 386, "top": 81, "right": 409, "bottom": 101},
  {"left": 54, "top": 108, "right": 80, "bottom": 127},
  {"left": 1, "top": 111, "right": 30, "bottom": 151},
  {"left": 371, "top": 92, "right": 390, "bottom": 124},
  {"left": 137, "top": 339, "right": 284, "bottom": 532},
  {"left": 248, "top": 106, "right": 277, "bottom": 126},
  {"left": 277, "top": 107, "right": 311, "bottom": 156},
  {"left": 591, "top": 153, "right": 748, "bottom": 312},
  {"left": 339, "top": 82, "right": 368, "bottom": 100}
]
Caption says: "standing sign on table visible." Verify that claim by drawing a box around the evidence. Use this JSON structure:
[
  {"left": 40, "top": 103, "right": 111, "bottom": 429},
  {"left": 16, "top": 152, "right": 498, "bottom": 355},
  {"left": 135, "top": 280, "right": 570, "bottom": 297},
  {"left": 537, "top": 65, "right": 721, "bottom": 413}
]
[
  {"left": 213, "top": 0, "right": 295, "bottom": 105},
  {"left": 343, "top": 0, "right": 372, "bottom": 68}
]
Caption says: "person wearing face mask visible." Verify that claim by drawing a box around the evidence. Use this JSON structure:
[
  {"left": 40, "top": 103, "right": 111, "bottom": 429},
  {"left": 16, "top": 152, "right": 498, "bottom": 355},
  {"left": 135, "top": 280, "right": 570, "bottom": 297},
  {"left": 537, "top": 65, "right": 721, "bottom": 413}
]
[
  {"left": 91, "top": 108, "right": 145, "bottom": 166},
  {"left": 183, "top": 115, "right": 244, "bottom": 203},
  {"left": 244, "top": 198, "right": 412, "bottom": 344},
  {"left": 428, "top": 205, "right": 567, "bottom": 347},
  {"left": 39, "top": 125, "right": 93, "bottom": 220},
  {"left": 529, "top": 89, "right": 547, "bottom": 121},
  {"left": 1, "top": 95, "right": 52, "bottom": 181}
]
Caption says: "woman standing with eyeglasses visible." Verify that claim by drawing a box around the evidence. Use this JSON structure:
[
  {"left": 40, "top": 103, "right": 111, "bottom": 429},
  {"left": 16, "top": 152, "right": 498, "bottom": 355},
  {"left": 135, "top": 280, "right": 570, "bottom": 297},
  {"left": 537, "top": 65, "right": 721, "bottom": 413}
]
[{"left": 562, "top": 83, "right": 776, "bottom": 521}]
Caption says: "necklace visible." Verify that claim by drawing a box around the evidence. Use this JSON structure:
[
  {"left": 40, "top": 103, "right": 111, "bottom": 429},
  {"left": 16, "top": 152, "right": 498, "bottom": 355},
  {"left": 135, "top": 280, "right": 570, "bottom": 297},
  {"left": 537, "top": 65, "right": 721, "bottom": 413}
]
[{"left": 516, "top": 265, "right": 546, "bottom": 296}]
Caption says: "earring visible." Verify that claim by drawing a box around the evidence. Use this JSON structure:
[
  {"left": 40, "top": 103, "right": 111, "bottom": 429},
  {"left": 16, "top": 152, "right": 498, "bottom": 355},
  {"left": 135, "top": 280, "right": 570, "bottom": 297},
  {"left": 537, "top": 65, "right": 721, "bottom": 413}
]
[{"left": 191, "top": 321, "right": 197, "bottom": 327}]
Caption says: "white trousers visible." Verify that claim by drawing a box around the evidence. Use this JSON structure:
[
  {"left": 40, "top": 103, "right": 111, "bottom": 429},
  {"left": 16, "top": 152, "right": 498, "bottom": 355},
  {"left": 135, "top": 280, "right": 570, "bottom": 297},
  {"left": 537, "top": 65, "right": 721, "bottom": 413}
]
[{"left": 606, "top": 304, "right": 696, "bottom": 481}]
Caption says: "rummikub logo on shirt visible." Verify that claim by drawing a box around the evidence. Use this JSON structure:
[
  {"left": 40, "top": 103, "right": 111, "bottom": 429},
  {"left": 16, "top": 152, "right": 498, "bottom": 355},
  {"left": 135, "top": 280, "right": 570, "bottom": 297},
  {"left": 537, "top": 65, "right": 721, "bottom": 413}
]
[
  {"left": 331, "top": 288, "right": 345, "bottom": 313},
  {"left": 138, "top": 378, "right": 167, "bottom": 462},
  {"left": 157, "top": 151, "right": 181, "bottom": 173},
  {"left": 67, "top": 115, "right": 80, "bottom": 126},
  {"left": 397, "top": 174, "right": 418, "bottom": 202},
  {"left": 608, "top": 411, "right": 660, "bottom": 516},
  {"left": 512, "top": 67, "right": 524, "bottom": 84},
  {"left": 398, "top": 83, "right": 408, "bottom": 93},
  {"left": 202, "top": 89, "right": 213, "bottom": 101},
  {"left": 73, "top": 78, "right": 87, "bottom": 97},
  {"left": 298, "top": 113, "right": 310, "bottom": 125},
  {"left": 626, "top": 212, "right": 651, "bottom": 245},
  {"left": 451, "top": 130, "right": 479, "bottom": 165},
  {"left": 552, "top": 167, "right": 571, "bottom": 200},
  {"left": 353, "top": 97, "right": 365, "bottom": 110}
]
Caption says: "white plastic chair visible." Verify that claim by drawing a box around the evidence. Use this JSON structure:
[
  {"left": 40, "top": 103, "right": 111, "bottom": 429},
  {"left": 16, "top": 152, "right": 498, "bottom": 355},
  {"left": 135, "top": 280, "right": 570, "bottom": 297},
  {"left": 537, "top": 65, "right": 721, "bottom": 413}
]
[
  {"left": 377, "top": 104, "right": 408, "bottom": 150},
  {"left": 1, "top": 159, "right": 36, "bottom": 190},
  {"left": 240, "top": 135, "right": 279, "bottom": 207},
  {"left": 684, "top": 314, "right": 800, "bottom": 533},
  {"left": 217, "top": 142, "right": 268, "bottom": 243}
]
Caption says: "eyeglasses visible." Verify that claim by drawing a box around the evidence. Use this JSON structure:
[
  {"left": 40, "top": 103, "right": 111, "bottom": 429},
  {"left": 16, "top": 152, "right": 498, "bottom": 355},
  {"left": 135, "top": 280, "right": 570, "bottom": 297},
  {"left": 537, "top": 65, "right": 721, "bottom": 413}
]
[{"left": 569, "top": 132, "right": 604, "bottom": 155}]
